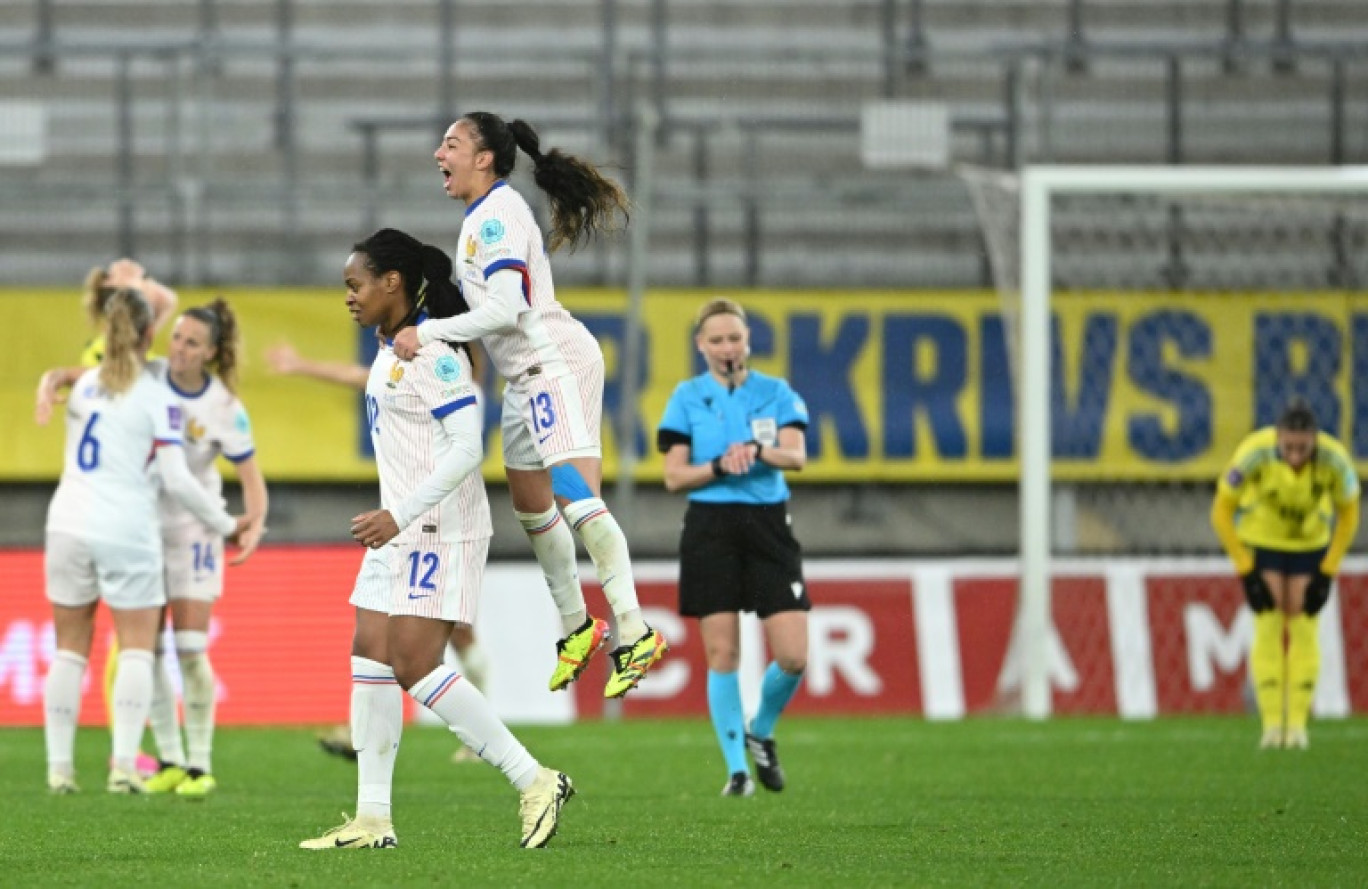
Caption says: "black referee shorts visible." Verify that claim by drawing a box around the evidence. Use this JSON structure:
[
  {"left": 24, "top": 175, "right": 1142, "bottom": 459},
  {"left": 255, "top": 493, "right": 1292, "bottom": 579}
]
[{"left": 678, "top": 501, "right": 810, "bottom": 619}]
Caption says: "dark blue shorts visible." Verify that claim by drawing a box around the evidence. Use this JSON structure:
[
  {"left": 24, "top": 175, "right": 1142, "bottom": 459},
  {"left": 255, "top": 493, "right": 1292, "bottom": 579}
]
[{"left": 1253, "top": 546, "right": 1327, "bottom": 577}]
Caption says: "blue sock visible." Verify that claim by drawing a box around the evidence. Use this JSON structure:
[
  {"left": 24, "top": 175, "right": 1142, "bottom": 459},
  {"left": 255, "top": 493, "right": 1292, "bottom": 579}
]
[
  {"left": 707, "top": 670, "right": 748, "bottom": 776},
  {"left": 749, "top": 661, "right": 803, "bottom": 739}
]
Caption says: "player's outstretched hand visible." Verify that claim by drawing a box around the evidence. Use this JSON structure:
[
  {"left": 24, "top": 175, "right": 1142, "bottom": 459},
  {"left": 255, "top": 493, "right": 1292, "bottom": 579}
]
[
  {"left": 34, "top": 370, "right": 70, "bottom": 426},
  {"left": 391, "top": 327, "right": 420, "bottom": 361},
  {"left": 265, "top": 342, "right": 303, "bottom": 375},
  {"left": 351, "top": 509, "right": 400, "bottom": 549},
  {"left": 230, "top": 519, "right": 267, "bottom": 565}
]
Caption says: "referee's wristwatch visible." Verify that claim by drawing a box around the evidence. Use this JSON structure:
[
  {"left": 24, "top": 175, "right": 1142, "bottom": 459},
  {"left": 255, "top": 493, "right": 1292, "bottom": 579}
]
[{"left": 710, "top": 456, "right": 727, "bottom": 478}]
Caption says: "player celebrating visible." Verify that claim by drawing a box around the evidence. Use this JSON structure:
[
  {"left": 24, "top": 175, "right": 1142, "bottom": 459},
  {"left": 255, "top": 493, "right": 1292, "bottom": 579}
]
[
  {"left": 300, "top": 228, "right": 573, "bottom": 851},
  {"left": 42, "top": 289, "right": 246, "bottom": 794},
  {"left": 1211, "top": 399, "right": 1360, "bottom": 750},
  {"left": 657, "top": 298, "right": 812, "bottom": 796},
  {"left": 391, "top": 112, "right": 666, "bottom": 699},
  {"left": 265, "top": 339, "right": 492, "bottom": 764},
  {"left": 138, "top": 298, "right": 269, "bottom": 798}
]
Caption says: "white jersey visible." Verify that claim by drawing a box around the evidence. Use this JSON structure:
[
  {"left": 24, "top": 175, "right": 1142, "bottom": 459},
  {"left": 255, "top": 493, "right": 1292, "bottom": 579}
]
[
  {"left": 46, "top": 366, "right": 185, "bottom": 552},
  {"left": 458, "top": 180, "right": 602, "bottom": 381},
  {"left": 366, "top": 334, "right": 491, "bottom": 543},
  {"left": 148, "top": 359, "right": 256, "bottom": 531}
]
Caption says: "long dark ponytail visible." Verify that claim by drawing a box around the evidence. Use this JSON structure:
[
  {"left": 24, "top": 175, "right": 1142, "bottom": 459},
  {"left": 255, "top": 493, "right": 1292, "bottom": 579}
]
[{"left": 463, "top": 111, "right": 630, "bottom": 253}]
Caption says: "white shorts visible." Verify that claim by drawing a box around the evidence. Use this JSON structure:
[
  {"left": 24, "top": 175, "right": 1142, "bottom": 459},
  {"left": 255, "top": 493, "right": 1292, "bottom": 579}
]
[
  {"left": 162, "top": 522, "right": 224, "bottom": 602},
  {"left": 501, "top": 360, "right": 603, "bottom": 471},
  {"left": 45, "top": 531, "right": 166, "bottom": 611},
  {"left": 348, "top": 546, "right": 393, "bottom": 615},
  {"left": 388, "top": 537, "right": 490, "bottom": 625}
]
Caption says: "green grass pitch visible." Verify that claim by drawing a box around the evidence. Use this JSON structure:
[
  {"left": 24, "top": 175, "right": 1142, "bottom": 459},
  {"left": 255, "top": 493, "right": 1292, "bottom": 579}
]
[{"left": 8, "top": 716, "right": 1367, "bottom": 887}]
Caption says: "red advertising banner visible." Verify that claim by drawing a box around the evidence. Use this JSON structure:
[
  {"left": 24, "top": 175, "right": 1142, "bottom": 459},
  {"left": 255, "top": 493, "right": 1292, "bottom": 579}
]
[
  {"left": 0, "top": 546, "right": 359, "bottom": 726},
  {"left": 3, "top": 550, "right": 1367, "bottom": 724}
]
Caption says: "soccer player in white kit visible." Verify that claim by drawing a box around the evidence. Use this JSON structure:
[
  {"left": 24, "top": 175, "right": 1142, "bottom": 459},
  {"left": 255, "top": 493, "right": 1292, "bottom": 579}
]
[
  {"left": 392, "top": 112, "right": 667, "bottom": 699},
  {"left": 41, "top": 289, "right": 245, "bottom": 795},
  {"left": 300, "top": 229, "right": 574, "bottom": 851},
  {"left": 136, "top": 298, "right": 269, "bottom": 798},
  {"left": 265, "top": 338, "right": 493, "bottom": 764}
]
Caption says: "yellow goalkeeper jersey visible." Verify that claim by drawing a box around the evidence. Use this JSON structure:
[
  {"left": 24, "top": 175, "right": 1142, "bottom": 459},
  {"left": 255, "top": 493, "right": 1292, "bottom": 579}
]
[{"left": 1216, "top": 427, "right": 1360, "bottom": 552}]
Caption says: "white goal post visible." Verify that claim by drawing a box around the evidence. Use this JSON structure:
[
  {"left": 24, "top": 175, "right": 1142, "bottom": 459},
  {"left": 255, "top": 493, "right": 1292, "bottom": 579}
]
[{"left": 1018, "top": 166, "right": 1368, "bottom": 719}]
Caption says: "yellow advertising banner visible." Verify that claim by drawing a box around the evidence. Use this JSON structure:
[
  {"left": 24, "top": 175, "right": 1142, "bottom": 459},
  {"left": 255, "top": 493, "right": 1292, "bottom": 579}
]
[{"left": 4, "top": 288, "right": 1367, "bottom": 482}]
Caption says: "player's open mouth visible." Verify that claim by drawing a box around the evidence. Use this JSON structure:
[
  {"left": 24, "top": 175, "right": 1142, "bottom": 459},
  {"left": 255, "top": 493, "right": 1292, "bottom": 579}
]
[{"left": 440, "top": 168, "right": 451, "bottom": 186}]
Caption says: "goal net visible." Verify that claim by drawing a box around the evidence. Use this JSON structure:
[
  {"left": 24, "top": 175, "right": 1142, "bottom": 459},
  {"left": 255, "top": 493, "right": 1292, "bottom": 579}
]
[{"left": 961, "top": 165, "right": 1368, "bottom": 719}]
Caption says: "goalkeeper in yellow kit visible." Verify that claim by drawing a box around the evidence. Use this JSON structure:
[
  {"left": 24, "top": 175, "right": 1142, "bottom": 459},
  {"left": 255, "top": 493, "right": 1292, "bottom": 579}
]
[{"left": 1210, "top": 399, "right": 1360, "bottom": 750}]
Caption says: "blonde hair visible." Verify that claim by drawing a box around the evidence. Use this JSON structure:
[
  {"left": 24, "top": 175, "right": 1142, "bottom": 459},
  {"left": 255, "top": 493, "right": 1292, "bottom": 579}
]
[
  {"left": 98, "top": 289, "right": 154, "bottom": 394},
  {"left": 694, "top": 297, "right": 747, "bottom": 333},
  {"left": 81, "top": 266, "right": 120, "bottom": 329}
]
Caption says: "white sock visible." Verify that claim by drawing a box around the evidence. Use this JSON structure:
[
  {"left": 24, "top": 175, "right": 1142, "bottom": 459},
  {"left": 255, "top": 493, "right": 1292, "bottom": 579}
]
[
  {"left": 176, "top": 630, "right": 214, "bottom": 774},
  {"left": 455, "top": 640, "right": 490, "bottom": 695},
  {"left": 352, "top": 656, "right": 402, "bottom": 821},
  {"left": 148, "top": 652, "right": 186, "bottom": 767},
  {"left": 408, "top": 665, "right": 539, "bottom": 791},
  {"left": 111, "top": 649, "right": 155, "bottom": 773},
  {"left": 516, "top": 507, "right": 587, "bottom": 635},
  {"left": 44, "top": 649, "right": 87, "bottom": 776},
  {"left": 562, "top": 498, "right": 646, "bottom": 641}
]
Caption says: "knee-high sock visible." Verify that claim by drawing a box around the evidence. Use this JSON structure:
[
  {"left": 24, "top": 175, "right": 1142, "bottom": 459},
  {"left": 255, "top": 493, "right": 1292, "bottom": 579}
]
[
  {"left": 563, "top": 499, "right": 646, "bottom": 642},
  {"left": 408, "top": 666, "right": 540, "bottom": 791},
  {"left": 750, "top": 661, "right": 804, "bottom": 740},
  {"left": 45, "top": 650, "right": 87, "bottom": 776},
  {"left": 111, "top": 649, "right": 155, "bottom": 772},
  {"left": 148, "top": 652, "right": 186, "bottom": 767},
  {"left": 707, "top": 670, "right": 748, "bottom": 776},
  {"left": 516, "top": 507, "right": 587, "bottom": 635},
  {"left": 352, "top": 656, "right": 403, "bottom": 820},
  {"left": 1250, "top": 611, "right": 1287, "bottom": 731},
  {"left": 1286, "top": 614, "right": 1320, "bottom": 731},
  {"left": 176, "top": 631, "right": 214, "bottom": 773}
]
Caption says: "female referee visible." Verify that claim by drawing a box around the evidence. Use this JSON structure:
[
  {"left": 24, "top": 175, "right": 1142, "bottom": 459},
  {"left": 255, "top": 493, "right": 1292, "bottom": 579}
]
[
  {"left": 657, "top": 298, "right": 811, "bottom": 797},
  {"left": 1211, "top": 399, "right": 1360, "bottom": 750}
]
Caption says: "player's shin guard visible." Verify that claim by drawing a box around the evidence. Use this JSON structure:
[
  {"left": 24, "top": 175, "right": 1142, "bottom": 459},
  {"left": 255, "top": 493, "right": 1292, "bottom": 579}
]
[
  {"left": 45, "top": 650, "right": 87, "bottom": 776},
  {"left": 563, "top": 498, "right": 646, "bottom": 642},
  {"left": 1285, "top": 614, "right": 1320, "bottom": 732},
  {"left": 176, "top": 631, "right": 214, "bottom": 774},
  {"left": 351, "top": 656, "right": 402, "bottom": 820},
  {"left": 1250, "top": 610, "right": 1287, "bottom": 732},
  {"left": 110, "top": 649, "right": 155, "bottom": 773},
  {"left": 408, "top": 666, "right": 540, "bottom": 791},
  {"left": 516, "top": 507, "right": 587, "bottom": 635},
  {"left": 148, "top": 651, "right": 186, "bottom": 767}
]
